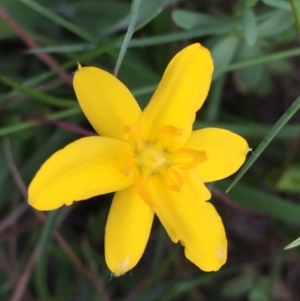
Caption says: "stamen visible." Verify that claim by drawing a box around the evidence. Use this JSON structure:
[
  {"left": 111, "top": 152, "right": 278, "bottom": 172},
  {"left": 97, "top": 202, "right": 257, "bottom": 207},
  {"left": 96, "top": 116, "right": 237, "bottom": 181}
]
[
  {"left": 133, "top": 176, "right": 155, "bottom": 209},
  {"left": 175, "top": 148, "right": 207, "bottom": 169},
  {"left": 121, "top": 125, "right": 207, "bottom": 199},
  {"left": 160, "top": 168, "right": 185, "bottom": 192},
  {"left": 160, "top": 125, "right": 183, "bottom": 137},
  {"left": 123, "top": 125, "right": 143, "bottom": 149},
  {"left": 120, "top": 154, "right": 135, "bottom": 177},
  {"left": 123, "top": 125, "right": 139, "bottom": 140},
  {"left": 172, "top": 170, "right": 185, "bottom": 187}
]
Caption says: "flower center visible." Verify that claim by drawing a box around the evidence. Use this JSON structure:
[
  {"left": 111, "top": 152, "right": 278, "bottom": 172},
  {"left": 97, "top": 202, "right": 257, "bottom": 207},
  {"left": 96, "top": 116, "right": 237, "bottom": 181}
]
[
  {"left": 121, "top": 125, "right": 207, "bottom": 207},
  {"left": 135, "top": 142, "right": 168, "bottom": 176}
]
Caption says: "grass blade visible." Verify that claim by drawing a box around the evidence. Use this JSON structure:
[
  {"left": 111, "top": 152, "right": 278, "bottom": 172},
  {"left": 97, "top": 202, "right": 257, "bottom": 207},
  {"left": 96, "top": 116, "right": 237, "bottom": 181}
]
[
  {"left": 0, "top": 75, "right": 77, "bottom": 108},
  {"left": 290, "top": 0, "right": 300, "bottom": 35},
  {"left": 285, "top": 237, "right": 300, "bottom": 249},
  {"left": 114, "top": 0, "right": 141, "bottom": 76},
  {"left": 227, "top": 95, "right": 300, "bottom": 192},
  {"left": 17, "top": 0, "right": 98, "bottom": 44},
  {"left": 35, "top": 209, "right": 63, "bottom": 301}
]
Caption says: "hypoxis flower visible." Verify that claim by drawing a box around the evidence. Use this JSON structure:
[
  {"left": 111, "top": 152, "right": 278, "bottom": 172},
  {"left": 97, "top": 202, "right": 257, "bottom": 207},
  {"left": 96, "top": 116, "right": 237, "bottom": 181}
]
[{"left": 28, "top": 43, "right": 249, "bottom": 276}]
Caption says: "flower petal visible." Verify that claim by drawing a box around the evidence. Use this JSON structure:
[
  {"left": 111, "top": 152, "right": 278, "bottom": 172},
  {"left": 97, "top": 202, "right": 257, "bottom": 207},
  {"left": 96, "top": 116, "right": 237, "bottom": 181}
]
[
  {"left": 141, "top": 43, "right": 213, "bottom": 149},
  {"left": 184, "top": 128, "right": 249, "bottom": 182},
  {"left": 105, "top": 186, "right": 154, "bottom": 276},
  {"left": 149, "top": 171, "right": 227, "bottom": 271},
  {"left": 73, "top": 65, "right": 142, "bottom": 140},
  {"left": 28, "top": 137, "right": 133, "bottom": 210}
]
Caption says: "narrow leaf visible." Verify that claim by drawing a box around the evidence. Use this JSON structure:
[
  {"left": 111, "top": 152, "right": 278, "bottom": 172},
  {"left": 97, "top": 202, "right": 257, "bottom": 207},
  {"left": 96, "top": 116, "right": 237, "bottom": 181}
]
[
  {"left": 17, "top": 0, "right": 98, "bottom": 44},
  {"left": 290, "top": 0, "right": 300, "bottom": 36},
  {"left": 242, "top": 5, "right": 257, "bottom": 46},
  {"left": 285, "top": 237, "right": 300, "bottom": 249},
  {"left": 114, "top": 0, "right": 141, "bottom": 76},
  {"left": 227, "top": 95, "right": 300, "bottom": 192},
  {"left": 0, "top": 75, "right": 77, "bottom": 108},
  {"left": 218, "top": 181, "right": 300, "bottom": 225}
]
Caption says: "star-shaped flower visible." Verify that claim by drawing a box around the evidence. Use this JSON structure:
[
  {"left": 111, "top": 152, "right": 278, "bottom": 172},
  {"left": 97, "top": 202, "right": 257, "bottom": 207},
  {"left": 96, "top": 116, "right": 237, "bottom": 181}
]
[{"left": 29, "top": 43, "right": 249, "bottom": 276}]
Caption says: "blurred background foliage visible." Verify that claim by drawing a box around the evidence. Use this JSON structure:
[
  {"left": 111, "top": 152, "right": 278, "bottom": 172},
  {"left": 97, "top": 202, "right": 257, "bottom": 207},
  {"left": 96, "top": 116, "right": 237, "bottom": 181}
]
[{"left": 1, "top": 0, "right": 300, "bottom": 300}]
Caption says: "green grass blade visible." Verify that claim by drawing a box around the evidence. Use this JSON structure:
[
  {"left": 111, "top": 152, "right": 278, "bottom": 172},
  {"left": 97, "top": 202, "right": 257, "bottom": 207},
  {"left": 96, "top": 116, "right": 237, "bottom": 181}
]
[
  {"left": 0, "top": 37, "right": 123, "bottom": 104},
  {"left": 227, "top": 47, "right": 300, "bottom": 70},
  {"left": 290, "top": 0, "right": 300, "bottom": 35},
  {"left": 262, "top": 0, "right": 292, "bottom": 11},
  {"left": 129, "top": 28, "right": 232, "bottom": 47},
  {"left": 285, "top": 237, "right": 300, "bottom": 249},
  {"left": 0, "top": 75, "right": 77, "bottom": 108},
  {"left": 218, "top": 181, "right": 300, "bottom": 224},
  {"left": 35, "top": 209, "right": 63, "bottom": 301},
  {"left": 114, "top": 0, "right": 141, "bottom": 76},
  {"left": 242, "top": 5, "right": 257, "bottom": 46},
  {"left": 26, "top": 43, "right": 94, "bottom": 54},
  {"left": 227, "top": 95, "right": 300, "bottom": 192},
  {"left": 17, "top": 0, "right": 98, "bottom": 44},
  {"left": 194, "top": 122, "right": 300, "bottom": 141},
  {"left": 0, "top": 107, "right": 81, "bottom": 137},
  {"left": 0, "top": 83, "right": 153, "bottom": 137}
]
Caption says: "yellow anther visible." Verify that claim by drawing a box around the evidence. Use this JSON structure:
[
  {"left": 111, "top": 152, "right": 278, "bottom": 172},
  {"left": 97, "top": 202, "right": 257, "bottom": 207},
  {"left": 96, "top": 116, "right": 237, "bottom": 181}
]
[
  {"left": 159, "top": 125, "right": 183, "bottom": 137},
  {"left": 174, "top": 148, "right": 207, "bottom": 169}
]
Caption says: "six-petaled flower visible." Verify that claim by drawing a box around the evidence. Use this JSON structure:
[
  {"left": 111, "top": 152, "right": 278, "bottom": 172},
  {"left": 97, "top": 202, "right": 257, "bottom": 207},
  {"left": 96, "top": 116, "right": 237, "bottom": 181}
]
[{"left": 28, "top": 43, "right": 249, "bottom": 276}]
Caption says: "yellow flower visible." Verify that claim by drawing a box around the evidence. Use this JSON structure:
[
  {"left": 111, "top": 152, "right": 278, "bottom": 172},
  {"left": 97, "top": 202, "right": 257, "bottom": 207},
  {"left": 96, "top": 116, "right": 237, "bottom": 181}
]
[{"left": 28, "top": 43, "right": 249, "bottom": 276}]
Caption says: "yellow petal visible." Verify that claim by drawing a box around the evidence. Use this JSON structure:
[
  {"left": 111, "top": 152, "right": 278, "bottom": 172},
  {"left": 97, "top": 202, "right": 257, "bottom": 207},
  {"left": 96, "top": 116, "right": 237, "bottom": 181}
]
[
  {"left": 141, "top": 43, "right": 213, "bottom": 149},
  {"left": 73, "top": 65, "right": 142, "bottom": 140},
  {"left": 149, "top": 171, "right": 227, "bottom": 271},
  {"left": 28, "top": 137, "right": 133, "bottom": 210},
  {"left": 184, "top": 128, "right": 249, "bottom": 182},
  {"left": 105, "top": 186, "right": 154, "bottom": 276}
]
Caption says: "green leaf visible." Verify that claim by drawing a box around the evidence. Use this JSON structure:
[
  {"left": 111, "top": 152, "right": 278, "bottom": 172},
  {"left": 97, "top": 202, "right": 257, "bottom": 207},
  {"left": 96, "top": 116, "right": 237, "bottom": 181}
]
[
  {"left": 0, "top": 107, "right": 81, "bottom": 137},
  {"left": 194, "top": 121, "right": 300, "bottom": 140},
  {"left": 209, "top": 34, "right": 240, "bottom": 79},
  {"left": 221, "top": 275, "right": 253, "bottom": 298},
  {"left": 0, "top": 83, "right": 154, "bottom": 137},
  {"left": 290, "top": 0, "right": 300, "bottom": 35},
  {"left": 262, "top": 0, "right": 292, "bottom": 11},
  {"left": 35, "top": 209, "right": 64, "bottom": 301},
  {"left": 276, "top": 164, "right": 300, "bottom": 193},
  {"left": 228, "top": 47, "right": 300, "bottom": 71},
  {"left": 227, "top": 95, "right": 300, "bottom": 192},
  {"left": 285, "top": 237, "right": 300, "bottom": 249},
  {"left": 242, "top": 5, "right": 257, "bottom": 46},
  {"left": 172, "top": 9, "right": 237, "bottom": 33},
  {"left": 0, "top": 75, "right": 77, "bottom": 108},
  {"left": 114, "top": 0, "right": 141, "bottom": 75},
  {"left": 258, "top": 10, "right": 294, "bottom": 38},
  {"left": 235, "top": 42, "right": 268, "bottom": 91},
  {"left": 0, "top": 37, "right": 123, "bottom": 105},
  {"left": 136, "top": 0, "right": 176, "bottom": 29},
  {"left": 72, "top": 0, "right": 174, "bottom": 36},
  {"left": 0, "top": 0, "right": 57, "bottom": 39},
  {"left": 246, "top": 0, "right": 260, "bottom": 8},
  {"left": 17, "top": 0, "right": 98, "bottom": 43},
  {"left": 249, "top": 278, "right": 269, "bottom": 301},
  {"left": 218, "top": 181, "right": 300, "bottom": 225},
  {"left": 72, "top": 0, "right": 131, "bottom": 36}
]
